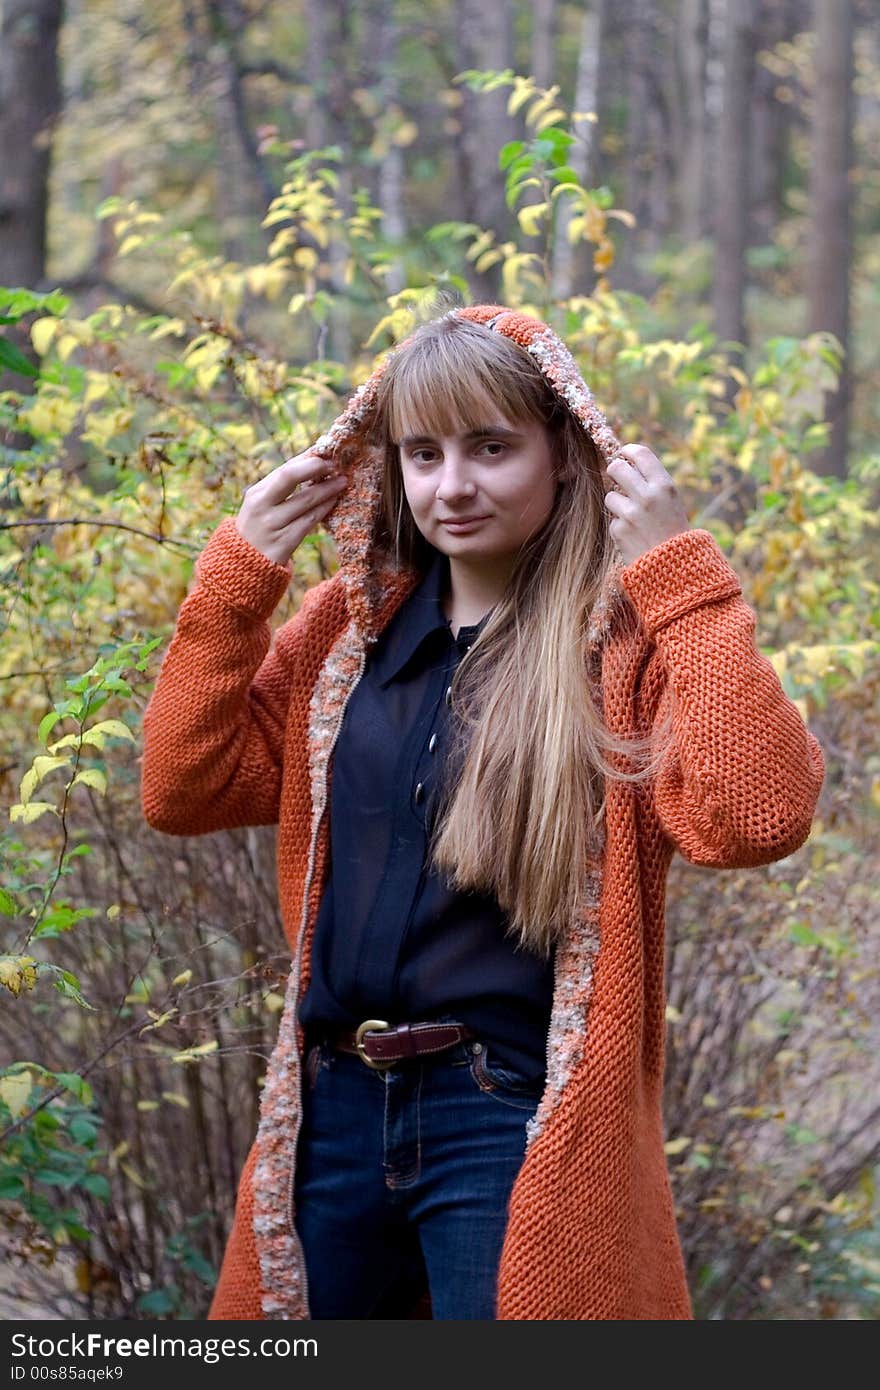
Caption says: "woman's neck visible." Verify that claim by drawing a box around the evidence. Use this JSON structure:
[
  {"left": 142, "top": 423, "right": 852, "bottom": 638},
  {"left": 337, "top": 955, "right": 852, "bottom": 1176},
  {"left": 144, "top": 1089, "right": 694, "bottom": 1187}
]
[{"left": 441, "top": 553, "right": 513, "bottom": 636}]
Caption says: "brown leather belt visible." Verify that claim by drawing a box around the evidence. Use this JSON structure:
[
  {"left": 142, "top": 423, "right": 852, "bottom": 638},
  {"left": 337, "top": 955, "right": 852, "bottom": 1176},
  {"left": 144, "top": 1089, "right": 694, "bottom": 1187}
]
[{"left": 325, "top": 1018, "right": 477, "bottom": 1071}]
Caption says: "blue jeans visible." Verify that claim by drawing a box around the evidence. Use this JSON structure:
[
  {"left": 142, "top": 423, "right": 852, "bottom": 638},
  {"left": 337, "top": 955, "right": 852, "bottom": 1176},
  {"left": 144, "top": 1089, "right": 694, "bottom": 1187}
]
[{"left": 292, "top": 1033, "right": 544, "bottom": 1319}]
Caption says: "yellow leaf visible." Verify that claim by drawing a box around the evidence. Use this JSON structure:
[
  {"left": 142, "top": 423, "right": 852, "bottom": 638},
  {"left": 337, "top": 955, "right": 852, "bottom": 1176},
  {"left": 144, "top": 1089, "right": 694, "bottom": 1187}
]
[
  {"left": 31, "top": 318, "right": 59, "bottom": 355},
  {"left": 195, "top": 363, "right": 223, "bottom": 392},
  {"left": 507, "top": 78, "right": 537, "bottom": 118},
  {"left": 68, "top": 768, "right": 108, "bottom": 796},
  {"left": 120, "top": 1161, "right": 146, "bottom": 1188},
  {"left": 9, "top": 801, "right": 58, "bottom": 824},
  {"left": 535, "top": 108, "right": 567, "bottom": 132},
  {"left": 263, "top": 991, "right": 285, "bottom": 1013},
  {"left": 0, "top": 956, "right": 38, "bottom": 997},
  {"left": 0, "top": 1070, "right": 34, "bottom": 1118},
  {"left": 85, "top": 719, "right": 135, "bottom": 746},
  {"left": 664, "top": 1136, "right": 692, "bottom": 1155},
  {"left": 525, "top": 88, "right": 562, "bottom": 128},
  {"left": 136, "top": 1100, "right": 159, "bottom": 1111},
  {"left": 139, "top": 1007, "right": 178, "bottom": 1035},
  {"left": 20, "top": 755, "right": 71, "bottom": 805},
  {"left": 665, "top": 1003, "right": 682, "bottom": 1023},
  {"left": 124, "top": 976, "right": 150, "bottom": 1004},
  {"left": 172, "top": 1040, "right": 218, "bottom": 1063},
  {"left": 106, "top": 904, "right": 121, "bottom": 919},
  {"left": 171, "top": 970, "right": 192, "bottom": 987},
  {"left": 45, "top": 733, "right": 81, "bottom": 753},
  {"left": 161, "top": 1092, "right": 190, "bottom": 1109},
  {"left": 56, "top": 334, "right": 83, "bottom": 363},
  {"left": 117, "top": 235, "right": 143, "bottom": 256},
  {"left": 517, "top": 202, "right": 549, "bottom": 237}
]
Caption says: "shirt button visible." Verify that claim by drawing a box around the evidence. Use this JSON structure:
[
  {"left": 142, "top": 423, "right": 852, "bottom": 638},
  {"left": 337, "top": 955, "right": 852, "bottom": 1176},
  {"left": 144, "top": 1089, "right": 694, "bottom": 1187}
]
[
  {"left": 428, "top": 733, "right": 438, "bottom": 754},
  {"left": 445, "top": 685, "right": 453, "bottom": 708},
  {"left": 414, "top": 782, "right": 425, "bottom": 804}
]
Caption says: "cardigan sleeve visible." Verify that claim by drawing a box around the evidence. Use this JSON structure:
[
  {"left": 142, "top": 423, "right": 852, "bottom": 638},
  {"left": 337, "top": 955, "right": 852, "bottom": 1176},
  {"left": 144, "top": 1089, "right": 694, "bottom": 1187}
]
[
  {"left": 140, "top": 516, "right": 318, "bottom": 837},
  {"left": 618, "top": 528, "right": 826, "bottom": 869}
]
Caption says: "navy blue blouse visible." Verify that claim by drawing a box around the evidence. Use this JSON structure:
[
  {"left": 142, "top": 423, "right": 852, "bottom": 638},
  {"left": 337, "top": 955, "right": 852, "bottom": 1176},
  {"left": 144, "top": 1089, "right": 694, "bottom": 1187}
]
[{"left": 297, "top": 546, "right": 555, "bottom": 1082}]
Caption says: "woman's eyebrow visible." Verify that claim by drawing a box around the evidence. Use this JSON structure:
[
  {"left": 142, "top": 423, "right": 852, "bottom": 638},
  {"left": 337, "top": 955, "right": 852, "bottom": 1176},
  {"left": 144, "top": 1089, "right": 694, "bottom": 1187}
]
[{"left": 398, "top": 426, "right": 522, "bottom": 447}]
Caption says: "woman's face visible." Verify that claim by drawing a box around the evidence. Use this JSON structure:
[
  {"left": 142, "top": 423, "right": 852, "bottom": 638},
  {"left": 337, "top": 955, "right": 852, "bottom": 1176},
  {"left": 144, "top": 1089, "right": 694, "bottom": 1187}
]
[{"left": 396, "top": 405, "right": 559, "bottom": 565}]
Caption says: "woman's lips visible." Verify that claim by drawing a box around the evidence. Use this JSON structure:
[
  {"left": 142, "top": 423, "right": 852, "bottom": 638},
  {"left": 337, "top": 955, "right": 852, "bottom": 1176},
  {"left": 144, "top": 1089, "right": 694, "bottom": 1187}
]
[{"left": 440, "top": 516, "right": 490, "bottom": 532}]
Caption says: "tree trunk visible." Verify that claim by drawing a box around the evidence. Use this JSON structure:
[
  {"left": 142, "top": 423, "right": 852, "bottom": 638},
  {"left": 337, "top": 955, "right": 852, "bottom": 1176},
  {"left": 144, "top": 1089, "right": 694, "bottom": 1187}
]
[
  {"left": 806, "top": 0, "right": 853, "bottom": 478},
  {"left": 304, "top": 0, "right": 352, "bottom": 362},
  {"left": 749, "top": 0, "right": 795, "bottom": 251},
  {"left": 711, "top": 0, "right": 757, "bottom": 385},
  {"left": 366, "top": 0, "right": 408, "bottom": 296},
  {"left": 530, "top": 0, "right": 558, "bottom": 90},
  {"left": 181, "top": 2, "right": 276, "bottom": 264},
  {"left": 677, "top": 0, "right": 709, "bottom": 246},
  {"left": 551, "top": 2, "right": 602, "bottom": 302},
  {"left": 454, "top": 0, "right": 519, "bottom": 301},
  {"left": 0, "top": 0, "right": 64, "bottom": 290},
  {"left": 616, "top": 0, "right": 657, "bottom": 296}
]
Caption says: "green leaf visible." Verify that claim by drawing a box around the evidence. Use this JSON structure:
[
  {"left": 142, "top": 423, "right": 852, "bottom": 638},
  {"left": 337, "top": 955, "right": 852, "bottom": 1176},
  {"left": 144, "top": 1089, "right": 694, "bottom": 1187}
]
[
  {"left": 789, "top": 921, "right": 819, "bottom": 947},
  {"left": 35, "top": 1169, "right": 75, "bottom": 1186},
  {"left": 80, "top": 1172, "right": 111, "bottom": 1200},
  {"left": 498, "top": 140, "right": 526, "bottom": 171},
  {"left": 49, "top": 970, "right": 96, "bottom": 1012},
  {"left": 0, "top": 337, "right": 38, "bottom": 377},
  {"left": 0, "top": 286, "right": 69, "bottom": 318},
  {"left": 0, "top": 887, "right": 16, "bottom": 916},
  {"left": 53, "top": 1072, "right": 94, "bottom": 1106},
  {"left": 137, "top": 1288, "right": 178, "bottom": 1316},
  {"left": 549, "top": 165, "right": 581, "bottom": 185},
  {"left": 32, "top": 904, "right": 99, "bottom": 940},
  {"left": 38, "top": 710, "right": 64, "bottom": 745}
]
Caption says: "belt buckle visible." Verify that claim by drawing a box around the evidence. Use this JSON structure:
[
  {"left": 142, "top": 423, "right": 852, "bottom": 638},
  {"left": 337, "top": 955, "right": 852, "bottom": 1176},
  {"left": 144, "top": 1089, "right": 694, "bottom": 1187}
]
[{"left": 355, "top": 1018, "right": 396, "bottom": 1070}]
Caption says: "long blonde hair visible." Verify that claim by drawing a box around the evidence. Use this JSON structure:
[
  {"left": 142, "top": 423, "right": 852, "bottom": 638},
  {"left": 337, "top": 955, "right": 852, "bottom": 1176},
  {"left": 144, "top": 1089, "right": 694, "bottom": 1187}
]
[{"left": 369, "top": 312, "right": 673, "bottom": 958}]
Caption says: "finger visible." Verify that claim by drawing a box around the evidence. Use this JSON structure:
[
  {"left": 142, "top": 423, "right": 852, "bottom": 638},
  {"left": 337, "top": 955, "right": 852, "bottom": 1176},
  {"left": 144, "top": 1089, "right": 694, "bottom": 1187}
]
[
  {"left": 263, "top": 454, "right": 341, "bottom": 503},
  {"left": 618, "top": 444, "right": 658, "bottom": 482},
  {"left": 606, "top": 457, "right": 647, "bottom": 498},
  {"left": 274, "top": 474, "right": 347, "bottom": 517},
  {"left": 603, "top": 490, "right": 632, "bottom": 516}
]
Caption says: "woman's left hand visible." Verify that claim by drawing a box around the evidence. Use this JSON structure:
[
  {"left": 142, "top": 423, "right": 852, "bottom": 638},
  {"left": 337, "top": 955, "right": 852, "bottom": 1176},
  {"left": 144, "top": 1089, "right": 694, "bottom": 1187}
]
[{"left": 603, "top": 444, "right": 692, "bottom": 567}]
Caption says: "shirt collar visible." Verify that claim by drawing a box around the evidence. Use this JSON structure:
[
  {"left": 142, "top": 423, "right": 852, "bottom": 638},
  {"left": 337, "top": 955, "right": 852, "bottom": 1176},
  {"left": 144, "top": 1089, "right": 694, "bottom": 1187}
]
[{"left": 372, "top": 547, "right": 494, "bottom": 688}]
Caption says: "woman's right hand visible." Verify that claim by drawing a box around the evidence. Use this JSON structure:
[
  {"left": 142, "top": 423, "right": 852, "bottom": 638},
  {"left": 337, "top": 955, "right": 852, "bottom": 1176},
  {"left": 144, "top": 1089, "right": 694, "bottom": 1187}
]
[{"left": 234, "top": 449, "right": 349, "bottom": 567}]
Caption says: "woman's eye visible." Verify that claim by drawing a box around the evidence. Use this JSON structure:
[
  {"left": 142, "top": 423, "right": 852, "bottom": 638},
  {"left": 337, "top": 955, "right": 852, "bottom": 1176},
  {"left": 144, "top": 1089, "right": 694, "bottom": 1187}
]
[{"left": 407, "top": 442, "right": 506, "bottom": 464}]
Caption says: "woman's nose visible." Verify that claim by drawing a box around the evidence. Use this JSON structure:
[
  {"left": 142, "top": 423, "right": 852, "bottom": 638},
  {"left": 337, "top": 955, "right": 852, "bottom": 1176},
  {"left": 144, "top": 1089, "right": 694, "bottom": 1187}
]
[{"left": 435, "top": 454, "right": 476, "bottom": 498}]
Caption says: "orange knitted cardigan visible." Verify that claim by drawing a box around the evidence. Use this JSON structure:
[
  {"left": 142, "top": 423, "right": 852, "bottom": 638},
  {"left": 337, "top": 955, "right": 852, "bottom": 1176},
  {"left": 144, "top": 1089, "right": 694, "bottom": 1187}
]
[{"left": 140, "top": 306, "right": 825, "bottom": 1320}]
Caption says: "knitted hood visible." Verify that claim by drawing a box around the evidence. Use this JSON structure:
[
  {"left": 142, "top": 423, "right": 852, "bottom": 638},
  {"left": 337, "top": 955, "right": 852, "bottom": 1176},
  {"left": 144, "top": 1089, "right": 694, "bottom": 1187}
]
[{"left": 309, "top": 303, "right": 627, "bottom": 650}]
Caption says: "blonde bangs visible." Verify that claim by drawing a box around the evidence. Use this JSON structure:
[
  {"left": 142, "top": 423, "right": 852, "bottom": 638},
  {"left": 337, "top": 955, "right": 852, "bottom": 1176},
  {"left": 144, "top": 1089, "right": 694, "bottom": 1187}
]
[{"left": 376, "top": 317, "right": 560, "bottom": 447}]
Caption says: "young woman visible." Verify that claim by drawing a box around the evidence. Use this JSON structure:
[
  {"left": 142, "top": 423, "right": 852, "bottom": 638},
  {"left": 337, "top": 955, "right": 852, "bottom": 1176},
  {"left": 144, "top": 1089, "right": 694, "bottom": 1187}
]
[{"left": 141, "top": 302, "right": 825, "bottom": 1320}]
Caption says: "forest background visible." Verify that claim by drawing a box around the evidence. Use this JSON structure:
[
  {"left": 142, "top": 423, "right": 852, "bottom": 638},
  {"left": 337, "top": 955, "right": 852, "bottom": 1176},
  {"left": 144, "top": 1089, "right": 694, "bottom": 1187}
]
[{"left": 1, "top": 0, "right": 878, "bottom": 1321}]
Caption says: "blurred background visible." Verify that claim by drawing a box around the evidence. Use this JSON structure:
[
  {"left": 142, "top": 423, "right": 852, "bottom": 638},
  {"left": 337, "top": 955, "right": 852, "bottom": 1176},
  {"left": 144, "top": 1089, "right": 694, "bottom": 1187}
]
[{"left": 1, "top": 0, "right": 878, "bottom": 1320}]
